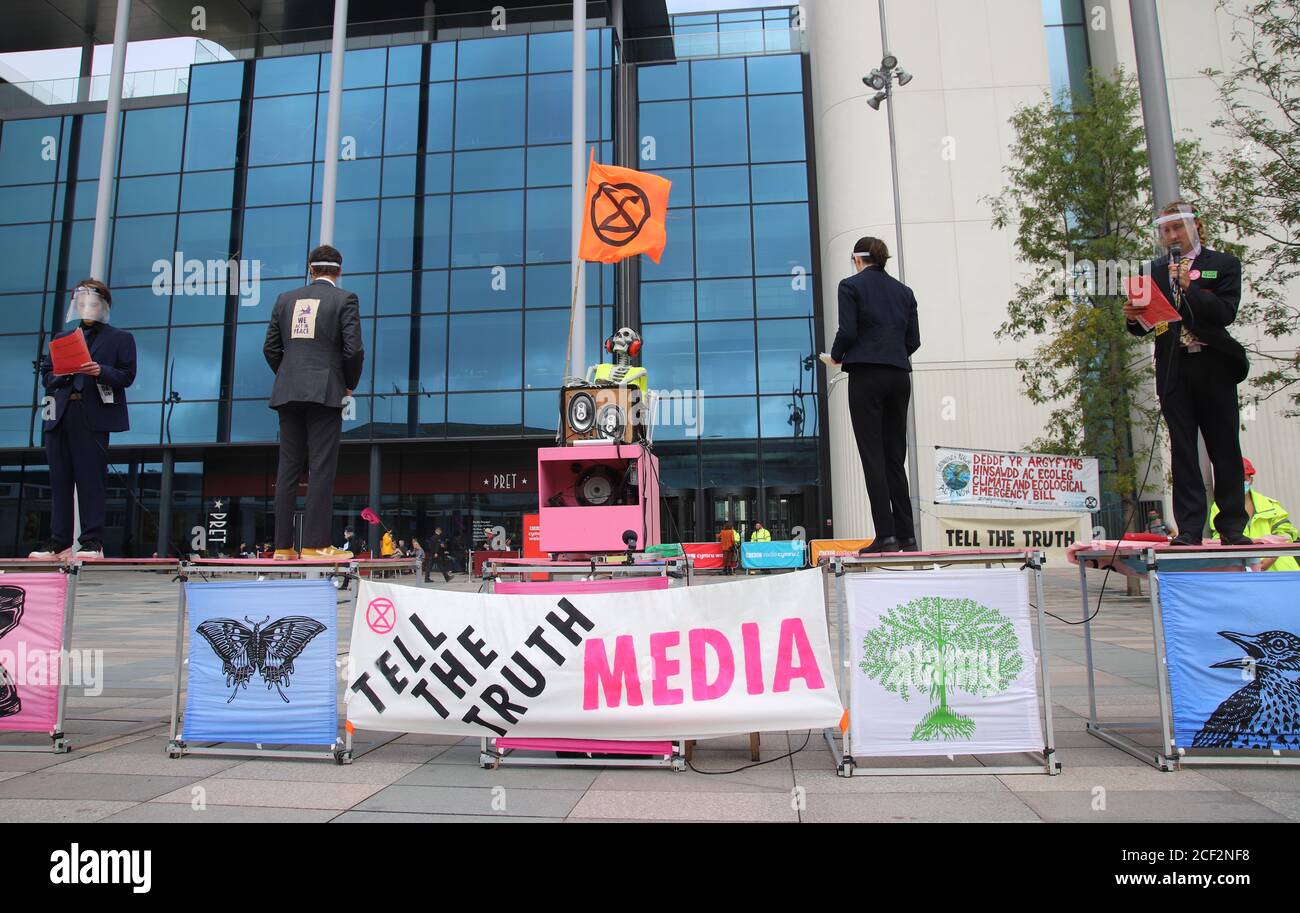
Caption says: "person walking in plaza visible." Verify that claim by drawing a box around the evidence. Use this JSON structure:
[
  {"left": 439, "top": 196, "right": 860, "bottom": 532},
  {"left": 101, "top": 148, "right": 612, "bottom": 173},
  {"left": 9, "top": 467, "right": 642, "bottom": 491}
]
[
  {"left": 1210, "top": 457, "right": 1299, "bottom": 571},
  {"left": 1123, "top": 201, "right": 1251, "bottom": 547},
  {"left": 718, "top": 521, "right": 740, "bottom": 575},
  {"left": 829, "top": 237, "right": 920, "bottom": 555},
  {"left": 30, "top": 279, "right": 136, "bottom": 560},
  {"left": 264, "top": 244, "right": 364, "bottom": 561},
  {"left": 424, "top": 526, "right": 453, "bottom": 582}
]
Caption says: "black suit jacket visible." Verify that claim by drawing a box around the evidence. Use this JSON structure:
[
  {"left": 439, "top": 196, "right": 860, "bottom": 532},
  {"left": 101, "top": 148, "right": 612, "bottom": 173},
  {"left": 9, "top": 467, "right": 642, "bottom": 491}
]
[
  {"left": 830, "top": 266, "right": 920, "bottom": 371},
  {"left": 264, "top": 278, "right": 365, "bottom": 410},
  {"left": 41, "top": 322, "right": 137, "bottom": 433},
  {"left": 1127, "top": 247, "right": 1249, "bottom": 396}
]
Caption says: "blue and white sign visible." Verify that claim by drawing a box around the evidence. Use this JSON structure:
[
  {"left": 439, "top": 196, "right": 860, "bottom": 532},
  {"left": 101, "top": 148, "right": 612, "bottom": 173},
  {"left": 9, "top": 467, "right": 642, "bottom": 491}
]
[
  {"left": 741, "top": 540, "right": 807, "bottom": 570},
  {"left": 183, "top": 579, "right": 338, "bottom": 745},
  {"left": 1161, "top": 572, "right": 1300, "bottom": 752}
]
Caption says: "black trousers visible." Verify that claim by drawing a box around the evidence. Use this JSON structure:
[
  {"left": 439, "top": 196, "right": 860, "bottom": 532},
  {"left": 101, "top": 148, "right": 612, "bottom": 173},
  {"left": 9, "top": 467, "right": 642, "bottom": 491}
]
[
  {"left": 847, "top": 364, "right": 915, "bottom": 541},
  {"left": 273, "top": 402, "right": 343, "bottom": 550},
  {"left": 1160, "top": 348, "right": 1247, "bottom": 540},
  {"left": 46, "top": 400, "right": 109, "bottom": 546}
]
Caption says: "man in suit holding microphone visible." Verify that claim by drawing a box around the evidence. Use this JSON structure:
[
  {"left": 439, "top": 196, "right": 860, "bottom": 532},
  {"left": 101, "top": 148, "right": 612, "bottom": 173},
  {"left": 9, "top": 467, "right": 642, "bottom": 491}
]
[
  {"left": 264, "top": 244, "right": 364, "bottom": 560},
  {"left": 1123, "top": 201, "right": 1251, "bottom": 546},
  {"left": 29, "top": 279, "right": 136, "bottom": 560}
]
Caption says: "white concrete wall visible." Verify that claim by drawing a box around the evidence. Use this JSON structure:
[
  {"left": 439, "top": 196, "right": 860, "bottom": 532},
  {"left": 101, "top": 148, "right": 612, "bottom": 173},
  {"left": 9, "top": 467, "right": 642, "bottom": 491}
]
[{"left": 808, "top": 0, "right": 1300, "bottom": 539}]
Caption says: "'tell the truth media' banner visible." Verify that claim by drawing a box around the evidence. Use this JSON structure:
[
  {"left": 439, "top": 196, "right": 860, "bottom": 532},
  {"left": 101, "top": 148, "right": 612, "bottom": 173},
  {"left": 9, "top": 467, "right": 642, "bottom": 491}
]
[
  {"left": 936, "top": 514, "right": 1083, "bottom": 561},
  {"left": 934, "top": 446, "right": 1100, "bottom": 513},
  {"left": 346, "top": 569, "right": 842, "bottom": 740}
]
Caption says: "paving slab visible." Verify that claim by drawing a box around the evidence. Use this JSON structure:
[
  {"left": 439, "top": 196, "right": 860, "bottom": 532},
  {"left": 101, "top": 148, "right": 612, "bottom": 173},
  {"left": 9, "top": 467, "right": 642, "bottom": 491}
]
[
  {"left": 0, "top": 798, "right": 139, "bottom": 823},
  {"left": 152, "top": 777, "right": 384, "bottom": 810},
  {"left": 355, "top": 784, "right": 584, "bottom": 818},
  {"left": 570, "top": 789, "right": 800, "bottom": 822}
]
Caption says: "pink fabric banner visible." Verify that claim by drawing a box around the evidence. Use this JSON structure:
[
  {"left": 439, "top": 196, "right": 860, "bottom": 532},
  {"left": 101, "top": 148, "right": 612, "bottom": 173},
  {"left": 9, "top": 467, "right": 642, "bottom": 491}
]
[
  {"left": 493, "top": 577, "right": 669, "bottom": 595},
  {"left": 0, "top": 573, "right": 69, "bottom": 733}
]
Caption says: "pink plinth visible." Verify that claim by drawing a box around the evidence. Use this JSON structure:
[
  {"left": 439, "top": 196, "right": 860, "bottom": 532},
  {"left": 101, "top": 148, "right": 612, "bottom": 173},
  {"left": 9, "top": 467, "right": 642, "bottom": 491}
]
[
  {"left": 496, "top": 738, "right": 673, "bottom": 755},
  {"left": 537, "top": 444, "right": 660, "bottom": 553},
  {"left": 494, "top": 576, "right": 668, "bottom": 594}
]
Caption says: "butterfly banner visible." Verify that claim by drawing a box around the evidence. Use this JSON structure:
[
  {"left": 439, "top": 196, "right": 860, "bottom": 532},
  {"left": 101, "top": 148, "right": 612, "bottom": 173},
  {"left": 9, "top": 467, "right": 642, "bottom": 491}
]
[
  {"left": 1160, "top": 572, "right": 1300, "bottom": 752},
  {"left": 0, "top": 573, "right": 69, "bottom": 734},
  {"left": 846, "top": 569, "right": 1044, "bottom": 757},
  {"left": 183, "top": 579, "right": 338, "bottom": 745},
  {"left": 346, "top": 570, "right": 841, "bottom": 739}
]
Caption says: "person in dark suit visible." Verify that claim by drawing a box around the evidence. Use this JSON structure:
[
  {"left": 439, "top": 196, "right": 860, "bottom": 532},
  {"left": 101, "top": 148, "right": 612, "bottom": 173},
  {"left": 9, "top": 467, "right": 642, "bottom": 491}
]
[
  {"left": 424, "top": 526, "right": 453, "bottom": 582},
  {"left": 1123, "top": 201, "right": 1251, "bottom": 546},
  {"left": 29, "top": 279, "right": 136, "bottom": 560},
  {"left": 264, "top": 244, "right": 365, "bottom": 560},
  {"left": 830, "top": 237, "right": 921, "bottom": 555}
]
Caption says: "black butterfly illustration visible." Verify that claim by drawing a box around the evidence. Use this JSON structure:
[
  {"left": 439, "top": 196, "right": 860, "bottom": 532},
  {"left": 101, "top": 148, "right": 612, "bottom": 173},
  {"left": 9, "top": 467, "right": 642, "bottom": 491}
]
[
  {"left": 196, "top": 615, "right": 326, "bottom": 704},
  {"left": 0, "top": 586, "right": 25, "bottom": 718}
]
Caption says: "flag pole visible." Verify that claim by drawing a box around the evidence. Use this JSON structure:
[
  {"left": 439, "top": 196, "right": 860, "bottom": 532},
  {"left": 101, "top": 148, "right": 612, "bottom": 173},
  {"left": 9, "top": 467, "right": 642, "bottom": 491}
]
[{"left": 563, "top": 259, "right": 584, "bottom": 383}]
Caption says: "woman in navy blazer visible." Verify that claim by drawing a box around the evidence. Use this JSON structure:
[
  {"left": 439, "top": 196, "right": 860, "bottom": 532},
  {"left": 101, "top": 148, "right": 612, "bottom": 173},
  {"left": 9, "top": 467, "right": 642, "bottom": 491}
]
[
  {"left": 830, "top": 237, "right": 920, "bottom": 555},
  {"left": 29, "top": 279, "right": 136, "bottom": 560}
]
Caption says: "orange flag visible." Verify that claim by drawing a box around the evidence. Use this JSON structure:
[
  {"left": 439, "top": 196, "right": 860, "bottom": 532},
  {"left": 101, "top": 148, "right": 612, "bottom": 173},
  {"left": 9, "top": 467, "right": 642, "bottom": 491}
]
[{"left": 578, "top": 150, "right": 672, "bottom": 264}]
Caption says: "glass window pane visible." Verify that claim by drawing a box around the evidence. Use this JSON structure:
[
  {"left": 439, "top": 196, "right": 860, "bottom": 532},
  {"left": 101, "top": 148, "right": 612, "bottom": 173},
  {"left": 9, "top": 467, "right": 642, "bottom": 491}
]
[
  {"left": 419, "top": 270, "right": 448, "bottom": 313},
  {"left": 458, "top": 35, "right": 526, "bottom": 78},
  {"left": 376, "top": 272, "right": 412, "bottom": 315},
  {"left": 1042, "top": 0, "right": 1086, "bottom": 26},
  {"left": 110, "top": 214, "right": 176, "bottom": 287},
  {"left": 373, "top": 315, "right": 412, "bottom": 394},
  {"left": 113, "top": 173, "right": 177, "bottom": 217},
  {"left": 529, "top": 32, "right": 571, "bottom": 73},
  {"left": 447, "top": 392, "right": 520, "bottom": 435},
  {"left": 388, "top": 45, "right": 422, "bottom": 85},
  {"left": 319, "top": 48, "right": 387, "bottom": 90},
  {"left": 384, "top": 155, "right": 416, "bottom": 197},
  {"left": 121, "top": 107, "right": 184, "bottom": 176},
  {"left": 753, "top": 202, "right": 810, "bottom": 276},
  {"left": 747, "top": 55, "right": 802, "bottom": 94},
  {"left": 758, "top": 318, "right": 815, "bottom": 393},
  {"left": 180, "top": 169, "right": 233, "bottom": 211},
  {"left": 384, "top": 85, "right": 420, "bottom": 155},
  {"left": 0, "top": 183, "right": 56, "bottom": 223},
  {"left": 163, "top": 401, "right": 218, "bottom": 443},
  {"left": 642, "top": 323, "right": 696, "bottom": 390},
  {"left": 525, "top": 187, "right": 569, "bottom": 264},
  {"left": 451, "top": 190, "right": 522, "bottom": 267},
  {"left": 692, "top": 97, "right": 747, "bottom": 166},
  {"left": 638, "top": 101, "right": 691, "bottom": 169},
  {"left": 242, "top": 205, "right": 308, "bottom": 278},
  {"left": 524, "top": 263, "right": 568, "bottom": 309},
  {"left": 748, "top": 95, "right": 805, "bottom": 162},
  {"left": 524, "top": 309, "right": 568, "bottom": 390},
  {"left": 429, "top": 41, "right": 456, "bottom": 82},
  {"left": 756, "top": 275, "right": 813, "bottom": 317},
  {"left": 426, "top": 83, "right": 455, "bottom": 152},
  {"left": 418, "top": 314, "right": 447, "bottom": 391},
  {"left": 310, "top": 157, "right": 381, "bottom": 201},
  {"left": 526, "top": 144, "right": 568, "bottom": 187},
  {"left": 525, "top": 389, "right": 559, "bottom": 433},
  {"left": 454, "top": 148, "right": 524, "bottom": 192},
  {"left": 175, "top": 209, "right": 231, "bottom": 264},
  {"left": 424, "top": 153, "right": 451, "bottom": 193},
  {"left": 0, "top": 117, "right": 61, "bottom": 185},
  {"left": 378, "top": 197, "right": 415, "bottom": 272},
  {"left": 695, "top": 206, "right": 752, "bottom": 278},
  {"left": 239, "top": 277, "right": 301, "bottom": 321},
  {"left": 637, "top": 61, "right": 689, "bottom": 101},
  {"left": 183, "top": 101, "right": 239, "bottom": 171},
  {"left": 691, "top": 58, "right": 745, "bottom": 97},
  {"left": 0, "top": 336, "right": 38, "bottom": 405},
  {"left": 231, "top": 400, "right": 279, "bottom": 442},
  {"left": 254, "top": 55, "right": 319, "bottom": 97},
  {"left": 697, "top": 277, "right": 753, "bottom": 319},
  {"left": 0, "top": 294, "right": 44, "bottom": 333},
  {"left": 700, "top": 396, "right": 757, "bottom": 439},
  {"left": 115, "top": 402, "right": 161, "bottom": 444},
  {"left": 422, "top": 194, "right": 451, "bottom": 269},
  {"left": 450, "top": 266, "right": 522, "bottom": 312},
  {"left": 315, "top": 88, "right": 385, "bottom": 160},
  {"left": 76, "top": 113, "right": 105, "bottom": 181},
  {"left": 233, "top": 322, "right": 275, "bottom": 399},
  {"left": 166, "top": 325, "right": 224, "bottom": 400},
  {"left": 127, "top": 327, "right": 168, "bottom": 399},
  {"left": 188, "top": 60, "right": 244, "bottom": 102},
  {"left": 110, "top": 286, "right": 170, "bottom": 330},
  {"left": 641, "top": 208, "right": 693, "bottom": 281},
  {"left": 246, "top": 164, "right": 312, "bottom": 207},
  {"left": 0, "top": 407, "right": 32, "bottom": 448},
  {"left": 698, "top": 321, "right": 755, "bottom": 395},
  {"left": 751, "top": 163, "right": 807, "bottom": 202},
  {"left": 455, "top": 77, "right": 525, "bottom": 150},
  {"left": 641, "top": 281, "right": 693, "bottom": 322},
  {"left": 694, "top": 165, "right": 749, "bottom": 206},
  {"left": 249, "top": 96, "right": 317, "bottom": 166},
  {"left": 449, "top": 312, "right": 520, "bottom": 390},
  {"left": 308, "top": 199, "right": 378, "bottom": 274},
  {"left": 760, "top": 394, "right": 816, "bottom": 438}
]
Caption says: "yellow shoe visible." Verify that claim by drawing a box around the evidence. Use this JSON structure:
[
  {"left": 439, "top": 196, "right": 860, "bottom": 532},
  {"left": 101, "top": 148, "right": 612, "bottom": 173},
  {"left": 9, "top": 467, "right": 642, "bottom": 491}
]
[
  {"left": 300, "top": 546, "right": 352, "bottom": 561},
  {"left": 273, "top": 548, "right": 299, "bottom": 561}
]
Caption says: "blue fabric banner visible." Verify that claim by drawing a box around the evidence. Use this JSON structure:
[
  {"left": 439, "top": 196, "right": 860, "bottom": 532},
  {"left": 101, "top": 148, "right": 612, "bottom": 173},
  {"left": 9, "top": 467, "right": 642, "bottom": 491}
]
[
  {"left": 1160, "top": 571, "right": 1300, "bottom": 752},
  {"left": 183, "top": 579, "right": 338, "bottom": 746},
  {"left": 740, "top": 540, "right": 806, "bottom": 569}
]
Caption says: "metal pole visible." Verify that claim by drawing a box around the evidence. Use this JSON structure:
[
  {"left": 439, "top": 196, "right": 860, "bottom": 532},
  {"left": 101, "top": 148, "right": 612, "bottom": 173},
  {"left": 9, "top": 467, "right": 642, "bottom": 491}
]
[
  {"left": 878, "top": 0, "right": 922, "bottom": 547},
  {"left": 569, "top": 0, "right": 588, "bottom": 374},
  {"left": 157, "top": 448, "right": 174, "bottom": 557},
  {"left": 320, "top": 0, "right": 349, "bottom": 246},
  {"left": 88, "top": 0, "right": 131, "bottom": 281}
]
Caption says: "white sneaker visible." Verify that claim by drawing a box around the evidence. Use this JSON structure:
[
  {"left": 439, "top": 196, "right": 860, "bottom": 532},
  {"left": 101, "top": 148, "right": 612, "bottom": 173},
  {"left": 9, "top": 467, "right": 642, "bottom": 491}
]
[
  {"left": 74, "top": 543, "right": 105, "bottom": 560},
  {"left": 28, "top": 542, "right": 73, "bottom": 561}
]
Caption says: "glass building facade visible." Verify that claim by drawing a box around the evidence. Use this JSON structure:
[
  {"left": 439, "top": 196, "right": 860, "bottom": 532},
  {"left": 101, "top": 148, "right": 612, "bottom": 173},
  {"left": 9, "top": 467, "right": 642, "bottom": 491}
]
[{"left": 0, "top": 6, "right": 825, "bottom": 557}]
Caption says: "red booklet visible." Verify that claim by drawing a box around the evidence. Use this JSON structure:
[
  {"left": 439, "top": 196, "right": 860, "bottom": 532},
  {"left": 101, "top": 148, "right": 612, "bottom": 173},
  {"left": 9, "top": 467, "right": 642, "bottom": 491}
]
[
  {"left": 1124, "top": 276, "right": 1182, "bottom": 332},
  {"left": 49, "top": 328, "right": 92, "bottom": 376}
]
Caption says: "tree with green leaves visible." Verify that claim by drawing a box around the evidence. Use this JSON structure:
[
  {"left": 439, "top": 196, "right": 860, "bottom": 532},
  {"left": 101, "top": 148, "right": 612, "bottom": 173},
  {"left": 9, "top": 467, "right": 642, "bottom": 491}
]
[
  {"left": 1205, "top": 0, "right": 1300, "bottom": 414},
  {"left": 986, "top": 71, "right": 1208, "bottom": 537},
  {"left": 860, "top": 595, "right": 1024, "bottom": 741}
]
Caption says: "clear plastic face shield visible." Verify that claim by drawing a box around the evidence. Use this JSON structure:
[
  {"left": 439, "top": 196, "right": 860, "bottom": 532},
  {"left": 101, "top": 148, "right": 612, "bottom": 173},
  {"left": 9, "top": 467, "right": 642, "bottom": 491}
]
[
  {"left": 1153, "top": 206, "right": 1202, "bottom": 261},
  {"left": 64, "top": 286, "right": 111, "bottom": 325}
]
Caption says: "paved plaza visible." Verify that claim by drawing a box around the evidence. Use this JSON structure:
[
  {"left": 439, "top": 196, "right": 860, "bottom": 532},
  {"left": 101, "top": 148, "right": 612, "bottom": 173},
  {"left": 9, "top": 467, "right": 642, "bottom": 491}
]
[{"left": 0, "top": 564, "right": 1294, "bottom": 824}]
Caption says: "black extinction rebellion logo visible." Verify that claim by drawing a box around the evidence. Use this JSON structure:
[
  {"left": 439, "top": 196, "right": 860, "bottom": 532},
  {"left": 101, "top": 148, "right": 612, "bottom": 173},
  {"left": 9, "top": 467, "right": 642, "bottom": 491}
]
[{"left": 590, "top": 181, "right": 651, "bottom": 247}]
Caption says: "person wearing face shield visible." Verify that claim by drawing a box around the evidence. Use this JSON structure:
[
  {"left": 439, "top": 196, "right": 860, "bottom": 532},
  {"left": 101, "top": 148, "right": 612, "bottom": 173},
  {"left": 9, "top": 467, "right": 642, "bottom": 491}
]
[
  {"left": 28, "top": 279, "right": 137, "bottom": 560},
  {"left": 1123, "top": 201, "right": 1252, "bottom": 547}
]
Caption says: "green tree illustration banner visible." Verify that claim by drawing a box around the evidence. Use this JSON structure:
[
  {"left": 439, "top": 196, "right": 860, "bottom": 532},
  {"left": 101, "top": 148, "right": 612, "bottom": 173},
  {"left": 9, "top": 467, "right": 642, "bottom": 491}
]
[{"left": 847, "top": 569, "right": 1043, "bottom": 757}]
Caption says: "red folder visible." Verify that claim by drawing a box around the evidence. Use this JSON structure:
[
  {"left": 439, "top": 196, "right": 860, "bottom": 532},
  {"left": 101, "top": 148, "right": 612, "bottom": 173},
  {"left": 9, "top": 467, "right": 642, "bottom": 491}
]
[
  {"left": 1124, "top": 276, "right": 1181, "bottom": 332},
  {"left": 49, "top": 328, "right": 92, "bottom": 376}
]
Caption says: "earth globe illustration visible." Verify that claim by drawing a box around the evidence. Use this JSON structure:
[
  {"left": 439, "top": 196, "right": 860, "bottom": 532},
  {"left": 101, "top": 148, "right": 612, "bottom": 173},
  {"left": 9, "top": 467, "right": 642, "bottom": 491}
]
[{"left": 942, "top": 460, "right": 971, "bottom": 493}]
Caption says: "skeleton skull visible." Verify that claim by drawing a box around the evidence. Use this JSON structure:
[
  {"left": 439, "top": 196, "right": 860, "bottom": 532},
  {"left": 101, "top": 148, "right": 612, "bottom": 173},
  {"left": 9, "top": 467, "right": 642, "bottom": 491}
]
[{"left": 609, "top": 326, "right": 641, "bottom": 359}]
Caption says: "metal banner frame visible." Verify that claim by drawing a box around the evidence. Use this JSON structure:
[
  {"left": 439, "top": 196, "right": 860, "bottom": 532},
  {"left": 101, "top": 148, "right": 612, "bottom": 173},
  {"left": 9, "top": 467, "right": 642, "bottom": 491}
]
[
  {"left": 1076, "top": 543, "right": 1300, "bottom": 771},
  {"left": 821, "top": 550, "right": 1060, "bottom": 777},
  {"left": 167, "top": 559, "right": 356, "bottom": 764},
  {"left": 0, "top": 559, "right": 78, "bottom": 753},
  {"left": 478, "top": 557, "right": 689, "bottom": 771}
]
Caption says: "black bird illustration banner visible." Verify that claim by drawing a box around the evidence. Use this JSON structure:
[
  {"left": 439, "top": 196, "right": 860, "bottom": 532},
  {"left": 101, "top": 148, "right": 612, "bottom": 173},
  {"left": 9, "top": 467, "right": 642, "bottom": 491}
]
[
  {"left": 0, "top": 574, "right": 70, "bottom": 735},
  {"left": 183, "top": 579, "right": 337, "bottom": 746},
  {"left": 1161, "top": 573, "right": 1300, "bottom": 752}
]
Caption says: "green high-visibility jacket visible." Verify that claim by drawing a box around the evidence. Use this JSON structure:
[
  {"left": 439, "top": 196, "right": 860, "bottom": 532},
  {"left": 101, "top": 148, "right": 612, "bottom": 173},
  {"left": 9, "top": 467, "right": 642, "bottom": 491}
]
[
  {"left": 1211, "top": 489, "right": 1300, "bottom": 572},
  {"left": 750, "top": 528, "right": 772, "bottom": 542}
]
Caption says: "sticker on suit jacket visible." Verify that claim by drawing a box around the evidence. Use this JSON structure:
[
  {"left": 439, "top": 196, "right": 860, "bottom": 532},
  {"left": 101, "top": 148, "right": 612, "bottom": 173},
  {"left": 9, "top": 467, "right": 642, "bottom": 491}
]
[{"left": 292, "top": 299, "right": 320, "bottom": 339}]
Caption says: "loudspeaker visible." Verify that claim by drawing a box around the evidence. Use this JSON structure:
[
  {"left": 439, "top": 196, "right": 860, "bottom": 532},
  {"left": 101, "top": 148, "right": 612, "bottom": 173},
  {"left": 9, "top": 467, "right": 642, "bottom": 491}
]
[{"left": 560, "top": 385, "right": 643, "bottom": 445}]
